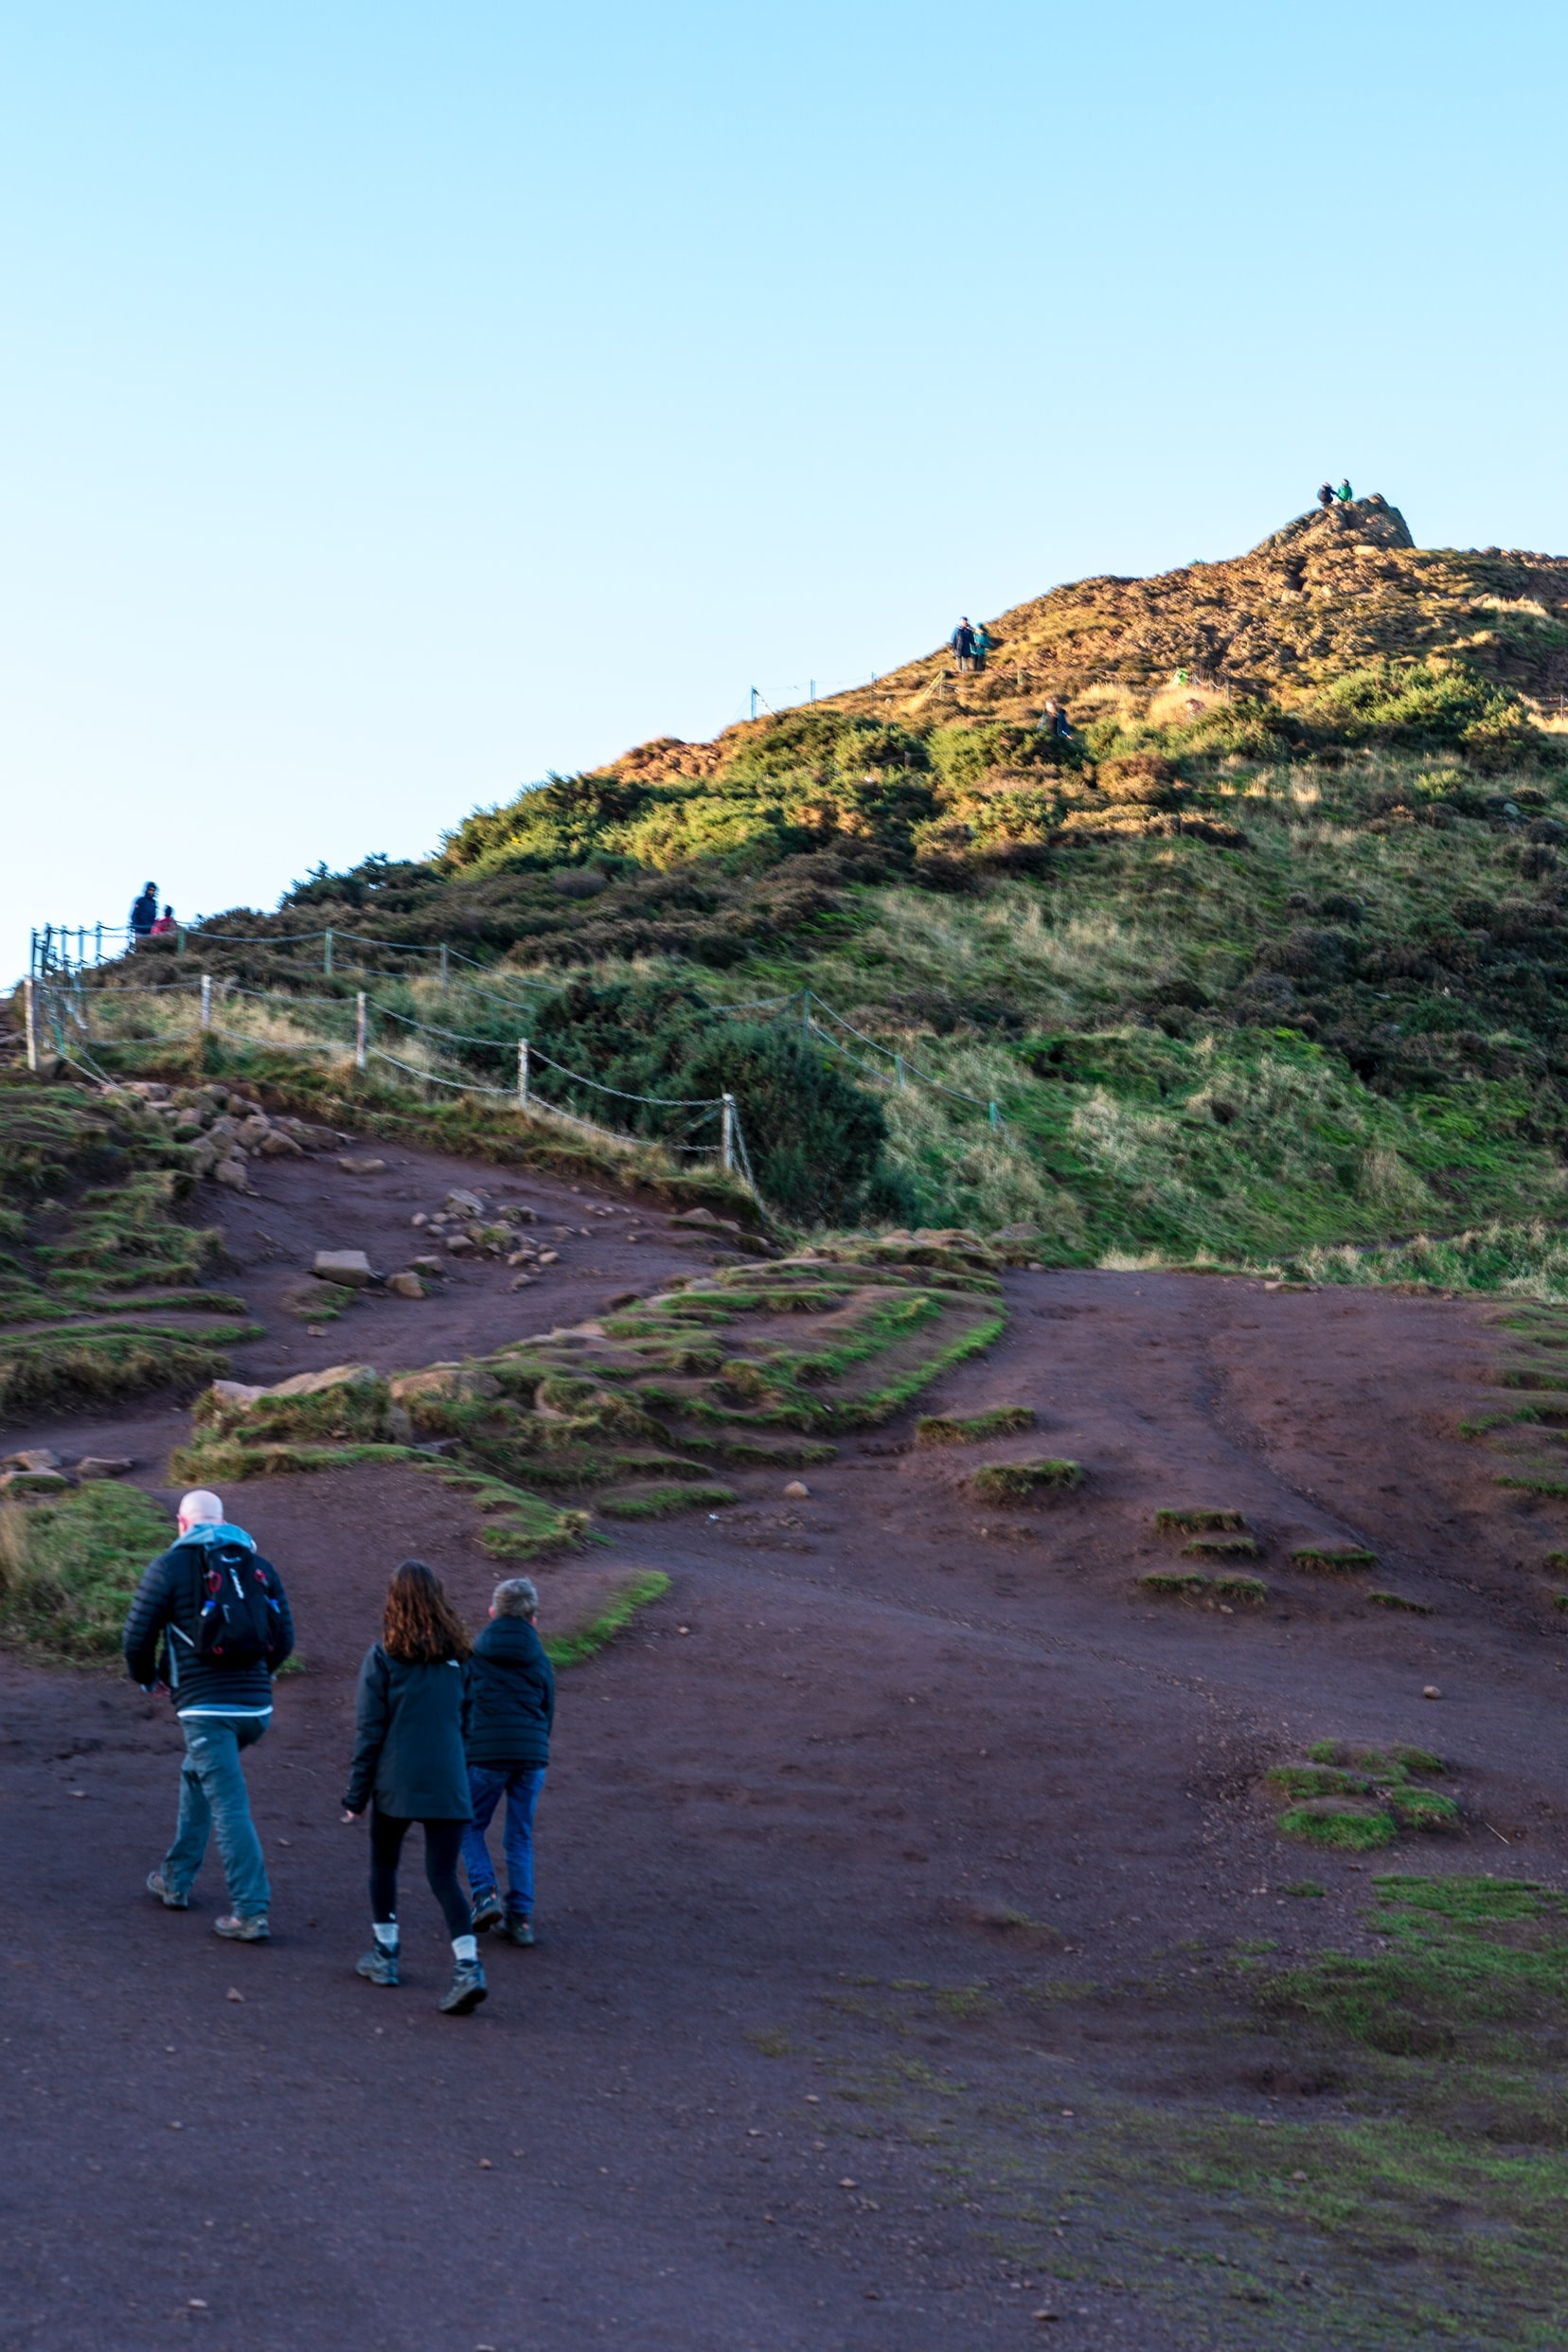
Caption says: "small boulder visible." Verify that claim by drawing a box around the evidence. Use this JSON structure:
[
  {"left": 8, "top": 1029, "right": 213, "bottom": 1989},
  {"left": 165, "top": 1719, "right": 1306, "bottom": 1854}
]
[
  {"left": 312, "top": 1250, "right": 374, "bottom": 1289},
  {"left": 214, "top": 1158, "right": 255, "bottom": 1193},
  {"left": 76, "top": 1457, "right": 135, "bottom": 1481},
  {"left": 256, "top": 1131, "right": 304, "bottom": 1158},
  {"left": 672, "top": 1205, "right": 742, "bottom": 1234},
  {"left": 386, "top": 1272, "right": 425, "bottom": 1299},
  {"left": 4, "top": 1448, "right": 62, "bottom": 1472},
  {"left": 388, "top": 1363, "right": 502, "bottom": 1404},
  {"left": 267, "top": 1363, "right": 379, "bottom": 1400},
  {"left": 210, "top": 1381, "right": 267, "bottom": 1410},
  {"left": 337, "top": 1156, "right": 386, "bottom": 1175},
  {"left": 409, "top": 1255, "right": 446, "bottom": 1277},
  {"left": 235, "top": 1115, "right": 273, "bottom": 1149},
  {"left": 783, "top": 1480, "right": 811, "bottom": 1499},
  {"left": 445, "top": 1234, "right": 474, "bottom": 1255},
  {"left": 445, "top": 1187, "right": 486, "bottom": 1218}
]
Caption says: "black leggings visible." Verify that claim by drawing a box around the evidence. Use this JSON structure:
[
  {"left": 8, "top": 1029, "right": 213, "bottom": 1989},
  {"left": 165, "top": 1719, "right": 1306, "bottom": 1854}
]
[{"left": 368, "top": 1809, "right": 472, "bottom": 1940}]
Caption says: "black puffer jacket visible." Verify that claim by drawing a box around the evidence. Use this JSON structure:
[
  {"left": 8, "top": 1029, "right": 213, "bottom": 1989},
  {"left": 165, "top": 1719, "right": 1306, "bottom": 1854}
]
[
  {"left": 344, "top": 1647, "right": 472, "bottom": 1819},
  {"left": 122, "top": 1524, "right": 293, "bottom": 1716},
  {"left": 463, "top": 1614, "right": 554, "bottom": 1769}
]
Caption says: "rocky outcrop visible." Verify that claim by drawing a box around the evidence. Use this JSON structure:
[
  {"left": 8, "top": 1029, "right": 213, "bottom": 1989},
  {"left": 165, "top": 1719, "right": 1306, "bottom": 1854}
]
[{"left": 1253, "top": 492, "right": 1417, "bottom": 556}]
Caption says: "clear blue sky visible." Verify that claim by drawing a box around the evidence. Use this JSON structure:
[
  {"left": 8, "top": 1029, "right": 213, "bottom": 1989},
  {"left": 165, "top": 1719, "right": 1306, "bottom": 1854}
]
[{"left": 5, "top": 0, "right": 1565, "bottom": 977}]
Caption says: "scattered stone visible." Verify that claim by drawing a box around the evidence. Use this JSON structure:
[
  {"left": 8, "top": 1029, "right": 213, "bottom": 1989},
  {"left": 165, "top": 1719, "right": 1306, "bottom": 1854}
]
[
  {"left": 409, "top": 1256, "right": 446, "bottom": 1278},
  {"left": 4, "top": 1449, "right": 62, "bottom": 1472},
  {"left": 783, "top": 1480, "right": 811, "bottom": 1499},
  {"left": 292, "top": 1122, "right": 346, "bottom": 1151},
  {"left": 225, "top": 1987, "right": 244, "bottom": 2003},
  {"left": 538, "top": 1249, "right": 560, "bottom": 1265},
  {"left": 508, "top": 1274, "right": 535, "bottom": 1290},
  {"left": 411, "top": 1212, "right": 428, "bottom": 1227},
  {"left": 210, "top": 1381, "right": 267, "bottom": 1409},
  {"left": 671, "top": 1205, "right": 743, "bottom": 1234},
  {"left": 1423, "top": 1684, "right": 1442, "bottom": 1700},
  {"left": 337, "top": 1156, "right": 386, "bottom": 1175},
  {"left": 306, "top": 1325, "right": 327, "bottom": 1338},
  {"left": 445, "top": 1187, "right": 486, "bottom": 1218},
  {"left": 385, "top": 1273, "right": 425, "bottom": 1299},
  {"left": 76, "top": 1457, "right": 135, "bottom": 1481},
  {"left": 445, "top": 1234, "right": 474, "bottom": 1255},
  {"left": 235, "top": 1115, "right": 273, "bottom": 1149},
  {"left": 214, "top": 1158, "right": 255, "bottom": 1193},
  {"left": 256, "top": 1131, "right": 303, "bottom": 1158},
  {"left": 312, "top": 1250, "right": 373, "bottom": 1289}
]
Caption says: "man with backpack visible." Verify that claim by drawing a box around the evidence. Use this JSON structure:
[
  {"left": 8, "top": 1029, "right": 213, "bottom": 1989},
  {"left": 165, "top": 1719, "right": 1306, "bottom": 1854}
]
[
  {"left": 950, "top": 616, "right": 976, "bottom": 672},
  {"left": 122, "top": 1488, "right": 294, "bottom": 1941}
]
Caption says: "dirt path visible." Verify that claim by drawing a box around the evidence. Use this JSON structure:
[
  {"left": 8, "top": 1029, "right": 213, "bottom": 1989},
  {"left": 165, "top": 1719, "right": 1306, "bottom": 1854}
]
[{"left": 3, "top": 1147, "right": 1566, "bottom": 2350}]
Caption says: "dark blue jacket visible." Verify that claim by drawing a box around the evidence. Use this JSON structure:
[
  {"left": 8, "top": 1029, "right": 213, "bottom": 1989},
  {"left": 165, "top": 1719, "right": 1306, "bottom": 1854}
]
[
  {"left": 464, "top": 1615, "right": 554, "bottom": 1769},
  {"left": 122, "top": 1523, "right": 293, "bottom": 1718},
  {"left": 345, "top": 1647, "right": 472, "bottom": 1819},
  {"left": 950, "top": 623, "right": 975, "bottom": 657}
]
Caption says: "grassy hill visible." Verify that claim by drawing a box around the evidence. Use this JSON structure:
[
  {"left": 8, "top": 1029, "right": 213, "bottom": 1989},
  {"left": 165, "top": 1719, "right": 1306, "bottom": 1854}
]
[{"left": 75, "top": 494, "right": 1568, "bottom": 1266}]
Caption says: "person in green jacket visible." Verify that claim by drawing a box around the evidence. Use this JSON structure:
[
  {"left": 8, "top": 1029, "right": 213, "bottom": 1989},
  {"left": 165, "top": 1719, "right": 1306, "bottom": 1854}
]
[
  {"left": 1335, "top": 478, "right": 1353, "bottom": 507},
  {"left": 971, "top": 625, "right": 993, "bottom": 673}
]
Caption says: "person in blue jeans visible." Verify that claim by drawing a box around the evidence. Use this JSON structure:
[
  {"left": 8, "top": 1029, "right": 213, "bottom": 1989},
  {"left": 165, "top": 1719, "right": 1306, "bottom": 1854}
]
[
  {"left": 121, "top": 1488, "right": 294, "bottom": 1940},
  {"left": 461, "top": 1577, "right": 554, "bottom": 1947}
]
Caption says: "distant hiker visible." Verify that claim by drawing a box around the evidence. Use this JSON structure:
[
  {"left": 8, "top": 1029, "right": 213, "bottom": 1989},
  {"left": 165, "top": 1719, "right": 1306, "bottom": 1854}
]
[
  {"left": 1316, "top": 482, "right": 1334, "bottom": 509},
  {"left": 343, "top": 1560, "right": 486, "bottom": 2015},
  {"left": 950, "top": 617, "right": 976, "bottom": 673},
  {"left": 1335, "top": 478, "right": 1353, "bottom": 507},
  {"left": 461, "top": 1577, "right": 555, "bottom": 1948},
  {"left": 1039, "top": 697, "right": 1073, "bottom": 744},
  {"left": 123, "top": 1488, "right": 294, "bottom": 1941},
  {"left": 130, "top": 882, "right": 158, "bottom": 945},
  {"left": 151, "top": 905, "right": 176, "bottom": 936},
  {"left": 971, "top": 624, "right": 994, "bottom": 674}
]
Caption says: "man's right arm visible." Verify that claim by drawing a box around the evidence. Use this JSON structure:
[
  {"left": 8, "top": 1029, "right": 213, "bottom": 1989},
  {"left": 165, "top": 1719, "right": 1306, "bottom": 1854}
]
[{"left": 121, "top": 1552, "right": 175, "bottom": 1686}]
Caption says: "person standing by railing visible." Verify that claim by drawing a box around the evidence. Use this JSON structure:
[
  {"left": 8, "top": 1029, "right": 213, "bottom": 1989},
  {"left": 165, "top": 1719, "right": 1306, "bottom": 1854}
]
[{"left": 130, "top": 882, "right": 158, "bottom": 946}]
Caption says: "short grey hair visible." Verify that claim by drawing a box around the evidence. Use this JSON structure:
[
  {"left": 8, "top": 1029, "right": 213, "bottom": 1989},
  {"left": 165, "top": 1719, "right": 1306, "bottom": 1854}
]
[{"left": 492, "top": 1577, "right": 539, "bottom": 1618}]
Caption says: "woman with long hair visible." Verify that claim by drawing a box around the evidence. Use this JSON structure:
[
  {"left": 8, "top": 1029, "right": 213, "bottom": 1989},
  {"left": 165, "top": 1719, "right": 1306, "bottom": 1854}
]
[{"left": 342, "top": 1560, "right": 486, "bottom": 2014}]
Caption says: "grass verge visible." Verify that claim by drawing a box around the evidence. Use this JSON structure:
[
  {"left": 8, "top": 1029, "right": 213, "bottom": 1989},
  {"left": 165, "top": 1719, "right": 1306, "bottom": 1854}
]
[
  {"left": 0, "top": 1482, "right": 172, "bottom": 1663},
  {"left": 543, "top": 1570, "right": 671, "bottom": 1666}
]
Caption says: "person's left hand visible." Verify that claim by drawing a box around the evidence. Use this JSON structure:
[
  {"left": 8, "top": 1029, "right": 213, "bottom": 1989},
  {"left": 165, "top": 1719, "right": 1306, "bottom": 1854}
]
[{"left": 341, "top": 1809, "right": 362, "bottom": 1823}]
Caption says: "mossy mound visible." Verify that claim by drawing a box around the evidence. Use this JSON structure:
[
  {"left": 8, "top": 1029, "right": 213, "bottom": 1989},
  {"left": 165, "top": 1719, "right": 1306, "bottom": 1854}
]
[
  {"left": 915, "top": 1405, "right": 1036, "bottom": 1447},
  {"left": 970, "top": 1458, "right": 1083, "bottom": 1502},
  {"left": 1153, "top": 1507, "right": 1248, "bottom": 1533},
  {"left": 1180, "top": 1533, "right": 1260, "bottom": 1559},
  {"left": 1272, "top": 1740, "right": 1455, "bottom": 1848},
  {"left": 1291, "top": 1544, "right": 1378, "bottom": 1572}
]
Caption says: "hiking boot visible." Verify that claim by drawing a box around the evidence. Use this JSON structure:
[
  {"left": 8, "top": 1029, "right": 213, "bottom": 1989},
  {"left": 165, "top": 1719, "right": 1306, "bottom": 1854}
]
[
  {"left": 438, "top": 1957, "right": 488, "bottom": 2015},
  {"left": 471, "top": 1889, "right": 506, "bottom": 1933},
  {"left": 356, "top": 1946, "right": 401, "bottom": 1987},
  {"left": 214, "top": 1914, "right": 270, "bottom": 1942},
  {"left": 501, "top": 1915, "right": 535, "bottom": 1948},
  {"left": 147, "top": 1870, "right": 189, "bottom": 1910}
]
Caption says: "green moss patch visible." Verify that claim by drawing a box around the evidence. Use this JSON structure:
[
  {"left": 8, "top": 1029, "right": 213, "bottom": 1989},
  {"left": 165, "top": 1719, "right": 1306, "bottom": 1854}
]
[
  {"left": 1278, "top": 1798, "right": 1399, "bottom": 1850},
  {"left": 1290, "top": 1544, "right": 1377, "bottom": 1571},
  {"left": 914, "top": 1405, "right": 1037, "bottom": 1447},
  {"left": 543, "top": 1570, "right": 670, "bottom": 1666},
  {"left": 970, "top": 1457, "right": 1083, "bottom": 1502},
  {"left": 1154, "top": 1507, "right": 1247, "bottom": 1533},
  {"left": 1366, "top": 1588, "right": 1434, "bottom": 1613},
  {"left": 1180, "top": 1532, "right": 1260, "bottom": 1559},
  {"left": 596, "top": 1481, "right": 738, "bottom": 1520},
  {"left": 0, "top": 1481, "right": 174, "bottom": 1662},
  {"left": 1138, "top": 1568, "right": 1208, "bottom": 1597}
]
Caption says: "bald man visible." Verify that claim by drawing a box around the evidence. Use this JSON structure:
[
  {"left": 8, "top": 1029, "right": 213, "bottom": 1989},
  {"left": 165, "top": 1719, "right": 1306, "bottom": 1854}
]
[{"left": 122, "top": 1488, "right": 294, "bottom": 1940}]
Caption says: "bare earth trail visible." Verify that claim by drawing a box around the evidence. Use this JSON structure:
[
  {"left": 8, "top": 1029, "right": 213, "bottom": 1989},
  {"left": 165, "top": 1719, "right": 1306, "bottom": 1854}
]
[{"left": 3, "top": 1136, "right": 1567, "bottom": 2351}]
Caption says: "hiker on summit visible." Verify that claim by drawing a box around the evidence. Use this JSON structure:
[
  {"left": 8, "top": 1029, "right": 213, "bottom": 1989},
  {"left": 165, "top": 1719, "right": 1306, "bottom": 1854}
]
[
  {"left": 122, "top": 1488, "right": 294, "bottom": 1940},
  {"left": 950, "top": 617, "right": 976, "bottom": 673},
  {"left": 1317, "top": 482, "right": 1334, "bottom": 509},
  {"left": 461, "top": 1577, "right": 555, "bottom": 1950},
  {"left": 343, "top": 1560, "right": 487, "bottom": 2015},
  {"left": 1335, "top": 478, "right": 1353, "bottom": 507},
  {"left": 129, "top": 882, "right": 158, "bottom": 945}
]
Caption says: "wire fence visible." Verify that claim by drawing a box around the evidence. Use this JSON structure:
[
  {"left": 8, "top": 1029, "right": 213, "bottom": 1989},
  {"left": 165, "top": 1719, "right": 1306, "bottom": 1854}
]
[{"left": 20, "top": 927, "right": 1006, "bottom": 1198}]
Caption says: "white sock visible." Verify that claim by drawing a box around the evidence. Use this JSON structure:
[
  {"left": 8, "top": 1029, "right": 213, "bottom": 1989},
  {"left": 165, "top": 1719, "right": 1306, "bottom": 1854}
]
[
  {"left": 453, "top": 1933, "right": 478, "bottom": 1965},
  {"left": 373, "top": 1921, "right": 400, "bottom": 1951}
]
